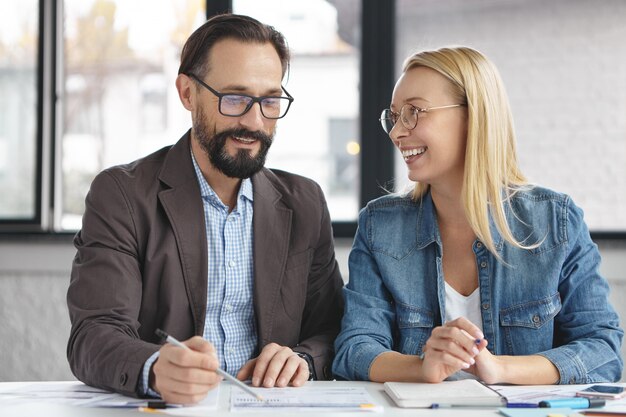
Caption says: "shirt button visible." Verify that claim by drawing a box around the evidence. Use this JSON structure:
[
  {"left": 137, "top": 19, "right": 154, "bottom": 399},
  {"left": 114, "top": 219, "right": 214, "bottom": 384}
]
[
  {"left": 480, "top": 261, "right": 487, "bottom": 268},
  {"left": 228, "top": 260, "right": 235, "bottom": 267},
  {"left": 482, "top": 303, "right": 490, "bottom": 310},
  {"left": 119, "top": 373, "right": 128, "bottom": 386},
  {"left": 228, "top": 216, "right": 236, "bottom": 222},
  {"left": 532, "top": 315, "right": 541, "bottom": 325},
  {"left": 225, "top": 304, "right": 233, "bottom": 312},
  {"left": 476, "top": 242, "right": 483, "bottom": 248}
]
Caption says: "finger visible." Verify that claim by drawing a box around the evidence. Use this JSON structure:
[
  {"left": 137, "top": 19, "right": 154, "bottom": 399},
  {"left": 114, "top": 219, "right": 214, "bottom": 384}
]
[
  {"left": 250, "top": 343, "right": 281, "bottom": 386},
  {"left": 154, "top": 354, "right": 222, "bottom": 386},
  {"left": 236, "top": 358, "right": 256, "bottom": 382},
  {"left": 289, "top": 359, "right": 310, "bottom": 387},
  {"left": 275, "top": 354, "right": 305, "bottom": 387},
  {"left": 435, "top": 325, "right": 482, "bottom": 356},
  {"left": 260, "top": 346, "right": 295, "bottom": 387},
  {"left": 445, "top": 317, "right": 484, "bottom": 340},
  {"left": 184, "top": 336, "right": 217, "bottom": 355},
  {"left": 425, "top": 332, "right": 478, "bottom": 366},
  {"left": 162, "top": 343, "right": 219, "bottom": 371}
]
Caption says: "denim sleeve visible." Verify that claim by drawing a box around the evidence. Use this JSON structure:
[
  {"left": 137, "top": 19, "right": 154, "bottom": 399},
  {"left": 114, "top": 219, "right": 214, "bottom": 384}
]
[
  {"left": 140, "top": 351, "right": 161, "bottom": 398},
  {"left": 332, "top": 208, "right": 396, "bottom": 381},
  {"left": 537, "top": 198, "right": 623, "bottom": 383}
]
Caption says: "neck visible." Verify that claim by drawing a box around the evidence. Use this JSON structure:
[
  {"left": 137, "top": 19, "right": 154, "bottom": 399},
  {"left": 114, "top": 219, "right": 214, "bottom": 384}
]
[
  {"left": 190, "top": 132, "right": 241, "bottom": 210},
  {"left": 430, "top": 182, "right": 471, "bottom": 233}
]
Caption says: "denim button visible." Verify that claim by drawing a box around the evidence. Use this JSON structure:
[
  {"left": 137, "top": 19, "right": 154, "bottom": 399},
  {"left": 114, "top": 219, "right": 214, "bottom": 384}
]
[
  {"left": 482, "top": 303, "right": 490, "bottom": 310},
  {"left": 476, "top": 242, "right": 483, "bottom": 248},
  {"left": 480, "top": 261, "right": 487, "bottom": 268}
]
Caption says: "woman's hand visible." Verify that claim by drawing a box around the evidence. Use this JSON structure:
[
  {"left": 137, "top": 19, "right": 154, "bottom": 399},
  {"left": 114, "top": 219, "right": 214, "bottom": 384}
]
[{"left": 420, "top": 317, "right": 488, "bottom": 382}]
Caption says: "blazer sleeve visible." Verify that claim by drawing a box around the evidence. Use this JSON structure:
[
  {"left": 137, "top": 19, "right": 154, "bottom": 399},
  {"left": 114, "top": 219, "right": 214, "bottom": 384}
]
[
  {"left": 67, "top": 170, "right": 159, "bottom": 397},
  {"left": 292, "top": 184, "right": 345, "bottom": 380}
]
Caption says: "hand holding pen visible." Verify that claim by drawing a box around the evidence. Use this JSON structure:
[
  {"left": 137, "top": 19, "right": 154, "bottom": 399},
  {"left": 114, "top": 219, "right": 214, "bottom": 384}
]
[
  {"left": 149, "top": 329, "right": 223, "bottom": 404},
  {"left": 154, "top": 329, "right": 264, "bottom": 403}
]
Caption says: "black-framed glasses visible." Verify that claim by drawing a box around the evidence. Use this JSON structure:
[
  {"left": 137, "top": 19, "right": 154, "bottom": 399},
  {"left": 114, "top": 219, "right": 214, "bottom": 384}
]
[
  {"left": 379, "top": 103, "right": 464, "bottom": 134},
  {"left": 187, "top": 73, "right": 294, "bottom": 119}
]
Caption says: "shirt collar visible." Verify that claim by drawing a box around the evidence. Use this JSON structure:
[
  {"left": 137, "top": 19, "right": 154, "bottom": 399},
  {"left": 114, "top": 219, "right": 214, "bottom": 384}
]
[{"left": 190, "top": 148, "right": 254, "bottom": 207}]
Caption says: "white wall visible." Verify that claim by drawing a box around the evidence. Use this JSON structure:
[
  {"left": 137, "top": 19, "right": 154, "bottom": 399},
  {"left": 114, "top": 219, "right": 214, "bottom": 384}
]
[{"left": 0, "top": 237, "right": 625, "bottom": 382}]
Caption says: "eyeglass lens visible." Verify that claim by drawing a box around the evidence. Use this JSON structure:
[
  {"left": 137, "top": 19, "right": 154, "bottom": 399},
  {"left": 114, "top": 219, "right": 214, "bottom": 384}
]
[
  {"left": 380, "top": 105, "right": 418, "bottom": 134},
  {"left": 221, "top": 95, "right": 290, "bottom": 119}
]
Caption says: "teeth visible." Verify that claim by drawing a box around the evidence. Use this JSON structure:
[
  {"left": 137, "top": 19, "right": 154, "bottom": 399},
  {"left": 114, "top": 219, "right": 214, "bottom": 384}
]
[
  {"left": 401, "top": 147, "right": 427, "bottom": 159},
  {"left": 234, "top": 136, "right": 256, "bottom": 143}
]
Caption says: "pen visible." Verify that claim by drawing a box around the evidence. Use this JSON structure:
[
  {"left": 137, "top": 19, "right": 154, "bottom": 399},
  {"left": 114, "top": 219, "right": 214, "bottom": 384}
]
[
  {"left": 539, "top": 398, "right": 606, "bottom": 409},
  {"left": 507, "top": 402, "right": 539, "bottom": 408},
  {"left": 155, "top": 329, "right": 264, "bottom": 402}
]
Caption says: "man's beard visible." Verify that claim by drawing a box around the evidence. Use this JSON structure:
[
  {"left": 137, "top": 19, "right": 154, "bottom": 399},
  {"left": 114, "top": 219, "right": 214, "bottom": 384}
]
[{"left": 194, "top": 107, "right": 273, "bottom": 179}]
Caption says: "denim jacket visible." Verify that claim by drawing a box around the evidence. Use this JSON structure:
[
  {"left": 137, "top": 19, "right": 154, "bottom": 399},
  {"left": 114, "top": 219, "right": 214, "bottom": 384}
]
[{"left": 333, "top": 187, "right": 623, "bottom": 383}]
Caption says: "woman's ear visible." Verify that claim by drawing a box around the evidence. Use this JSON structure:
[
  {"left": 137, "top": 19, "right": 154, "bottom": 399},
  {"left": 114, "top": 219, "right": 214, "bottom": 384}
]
[{"left": 175, "top": 74, "right": 194, "bottom": 111}]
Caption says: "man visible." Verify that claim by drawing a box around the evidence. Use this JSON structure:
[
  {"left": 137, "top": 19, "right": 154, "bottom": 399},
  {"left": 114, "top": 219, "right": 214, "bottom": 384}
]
[{"left": 67, "top": 14, "right": 344, "bottom": 404}]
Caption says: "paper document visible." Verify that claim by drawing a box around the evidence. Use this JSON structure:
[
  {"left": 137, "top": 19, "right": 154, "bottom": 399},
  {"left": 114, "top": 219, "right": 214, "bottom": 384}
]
[
  {"left": 384, "top": 379, "right": 505, "bottom": 408},
  {"left": 230, "top": 386, "right": 382, "bottom": 412}
]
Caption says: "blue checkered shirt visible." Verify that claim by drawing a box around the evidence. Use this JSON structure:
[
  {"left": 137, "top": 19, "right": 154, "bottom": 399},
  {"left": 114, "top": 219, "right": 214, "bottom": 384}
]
[{"left": 141, "top": 150, "right": 257, "bottom": 396}]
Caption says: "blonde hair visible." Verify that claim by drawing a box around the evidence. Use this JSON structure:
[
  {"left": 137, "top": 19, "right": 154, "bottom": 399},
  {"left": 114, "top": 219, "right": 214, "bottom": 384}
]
[{"left": 404, "top": 46, "right": 533, "bottom": 256}]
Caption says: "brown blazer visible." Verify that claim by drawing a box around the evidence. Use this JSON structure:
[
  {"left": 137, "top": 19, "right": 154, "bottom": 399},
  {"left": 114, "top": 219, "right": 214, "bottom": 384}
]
[{"left": 67, "top": 131, "right": 344, "bottom": 397}]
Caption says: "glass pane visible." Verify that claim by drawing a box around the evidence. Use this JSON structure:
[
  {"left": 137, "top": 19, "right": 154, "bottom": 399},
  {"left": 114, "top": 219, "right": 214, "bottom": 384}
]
[
  {"left": 60, "top": 0, "right": 206, "bottom": 230},
  {"left": 233, "top": 0, "right": 361, "bottom": 221},
  {"left": 0, "top": 0, "right": 38, "bottom": 219},
  {"left": 395, "top": 0, "right": 626, "bottom": 232}
]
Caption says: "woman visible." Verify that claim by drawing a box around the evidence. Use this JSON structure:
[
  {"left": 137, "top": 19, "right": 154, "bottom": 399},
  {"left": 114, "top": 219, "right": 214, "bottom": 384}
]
[{"left": 332, "top": 46, "right": 623, "bottom": 384}]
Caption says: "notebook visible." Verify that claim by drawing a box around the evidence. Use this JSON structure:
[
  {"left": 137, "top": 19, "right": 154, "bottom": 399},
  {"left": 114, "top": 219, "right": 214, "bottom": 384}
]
[{"left": 383, "top": 379, "right": 506, "bottom": 408}]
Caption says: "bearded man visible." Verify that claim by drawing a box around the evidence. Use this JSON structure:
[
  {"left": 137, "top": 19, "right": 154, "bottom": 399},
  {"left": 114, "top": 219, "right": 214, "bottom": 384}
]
[{"left": 67, "top": 13, "right": 344, "bottom": 404}]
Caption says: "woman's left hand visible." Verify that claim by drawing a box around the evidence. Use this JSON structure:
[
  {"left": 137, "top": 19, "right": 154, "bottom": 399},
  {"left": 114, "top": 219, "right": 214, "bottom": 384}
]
[{"left": 465, "top": 345, "right": 504, "bottom": 384}]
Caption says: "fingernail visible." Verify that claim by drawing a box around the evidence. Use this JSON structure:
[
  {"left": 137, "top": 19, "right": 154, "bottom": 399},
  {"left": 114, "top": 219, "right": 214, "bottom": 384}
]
[
  {"left": 252, "top": 377, "right": 260, "bottom": 386},
  {"left": 277, "top": 377, "right": 286, "bottom": 386},
  {"left": 462, "top": 362, "right": 470, "bottom": 369},
  {"left": 472, "top": 347, "right": 479, "bottom": 355},
  {"left": 476, "top": 331, "right": 484, "bottom": 340},
  {"left": 469, "top": 357, "right": 475, "bottom": 365},
  {"left": 264, "top": 378, "right": 274, "bottom": 387}
]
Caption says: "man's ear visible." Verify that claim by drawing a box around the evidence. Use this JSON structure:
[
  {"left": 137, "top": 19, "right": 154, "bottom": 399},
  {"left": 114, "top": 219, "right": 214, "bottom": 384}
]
[{"left": 176, "top": 74, "right": 194, "bottom": 111}]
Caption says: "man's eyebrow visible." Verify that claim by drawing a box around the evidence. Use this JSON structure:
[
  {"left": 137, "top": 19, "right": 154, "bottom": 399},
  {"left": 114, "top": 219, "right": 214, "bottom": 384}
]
[{"left": 219, "top": 84, "right": 283, "bottom": 96}]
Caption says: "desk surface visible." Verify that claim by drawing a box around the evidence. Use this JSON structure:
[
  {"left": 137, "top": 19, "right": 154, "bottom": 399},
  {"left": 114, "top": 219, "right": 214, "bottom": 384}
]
[{"left": 0, "top": 380, "right": 563, "bottom": 417}]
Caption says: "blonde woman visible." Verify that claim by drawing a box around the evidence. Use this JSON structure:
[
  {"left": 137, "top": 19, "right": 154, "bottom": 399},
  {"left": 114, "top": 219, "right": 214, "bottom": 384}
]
[{"left": 332, "top": 46, "right": 622, "bottom": 384}]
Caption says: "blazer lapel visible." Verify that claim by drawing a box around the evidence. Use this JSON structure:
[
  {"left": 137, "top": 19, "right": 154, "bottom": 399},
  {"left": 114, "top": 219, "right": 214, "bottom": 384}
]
[
  {"left": 252, "top": 169, "right": 292, "bottom": 346},
  {"left": 157, "top": 131, "right": 208, "bottom": 336}
]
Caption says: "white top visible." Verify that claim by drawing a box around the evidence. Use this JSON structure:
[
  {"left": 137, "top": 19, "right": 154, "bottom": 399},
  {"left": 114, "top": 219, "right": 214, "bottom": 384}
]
[
  {"left": 444, "top": 282, "right": 483, "bottom": 381},
  {"left": 444, "top": 281, "right": 483, "bottom": 331}
]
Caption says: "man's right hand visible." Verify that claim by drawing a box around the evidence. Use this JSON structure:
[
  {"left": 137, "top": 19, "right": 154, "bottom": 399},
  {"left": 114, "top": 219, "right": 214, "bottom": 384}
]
[{"left": 151, "top": 336, "right": 222, "bottom": 404}]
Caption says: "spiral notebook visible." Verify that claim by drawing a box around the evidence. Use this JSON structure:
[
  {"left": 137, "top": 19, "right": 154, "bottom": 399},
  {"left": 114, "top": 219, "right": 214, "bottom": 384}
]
[{"left": 384, "top": 380, "right": 506, "bottom": 408}]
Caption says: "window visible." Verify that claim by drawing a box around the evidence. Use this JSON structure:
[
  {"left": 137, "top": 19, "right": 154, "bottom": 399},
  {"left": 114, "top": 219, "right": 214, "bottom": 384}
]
[
  {"left": 59, "top": 0, "right": 206, "bottom": 229},
  {"left": 0, "top": 0, "right": 38, "bottom": 222},
  {"left": 395, "top": 0, "right": 626, "bottom": 232},
  {"left": 233, "top": 0, "right": 362, "bottom": 221},
  {"left": 2, "top": 0, "right": 625, "bottom": 237}
]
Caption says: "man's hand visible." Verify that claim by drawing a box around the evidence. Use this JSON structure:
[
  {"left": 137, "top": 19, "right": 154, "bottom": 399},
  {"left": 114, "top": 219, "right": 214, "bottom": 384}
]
[
  {"left": 151, "top": 336, "right": 222, "bottom": 404},
  {"left": 236, "top": 343, "right": 309, "bottom": 388}
]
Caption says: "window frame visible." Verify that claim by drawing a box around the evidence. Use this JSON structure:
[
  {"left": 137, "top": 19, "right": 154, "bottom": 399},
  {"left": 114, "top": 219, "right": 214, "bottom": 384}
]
[{"left": 1, "top": 0, "right": 625, "bottom": 241}]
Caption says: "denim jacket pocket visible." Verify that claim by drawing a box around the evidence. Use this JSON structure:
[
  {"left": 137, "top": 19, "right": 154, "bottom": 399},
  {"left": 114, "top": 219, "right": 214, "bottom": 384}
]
[
  {"left": 499, "top": 292, "right": 562, "bottom": 355},
  {"left": 395, "top": 303, "right": 434, "bottom": 356}
]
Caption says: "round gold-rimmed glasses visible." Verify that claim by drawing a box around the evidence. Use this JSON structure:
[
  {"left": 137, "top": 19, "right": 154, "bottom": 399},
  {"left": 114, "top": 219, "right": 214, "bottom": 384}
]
[{"left": 379, "top": 103, "right": 464, "bottom": 134}]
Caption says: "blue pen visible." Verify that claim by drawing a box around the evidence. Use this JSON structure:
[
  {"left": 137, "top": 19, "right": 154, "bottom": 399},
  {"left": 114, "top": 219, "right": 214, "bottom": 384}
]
[
  {"left": 506, "top": 402, "right": 538, "bottom": 408},
  {"left": 538, "top": 398, "right": 605, "bottom": 409}
]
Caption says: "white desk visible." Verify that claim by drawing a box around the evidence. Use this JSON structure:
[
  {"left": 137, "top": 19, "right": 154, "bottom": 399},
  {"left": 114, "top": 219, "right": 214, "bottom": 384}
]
[{"left": 0, "top": 380, "right": 566, "bottom": 417}]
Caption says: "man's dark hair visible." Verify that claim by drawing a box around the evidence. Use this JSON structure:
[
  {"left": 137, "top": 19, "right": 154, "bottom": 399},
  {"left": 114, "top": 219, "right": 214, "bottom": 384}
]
[{"left": 178, "top": 13, "right": 290, "bottom": 79}]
